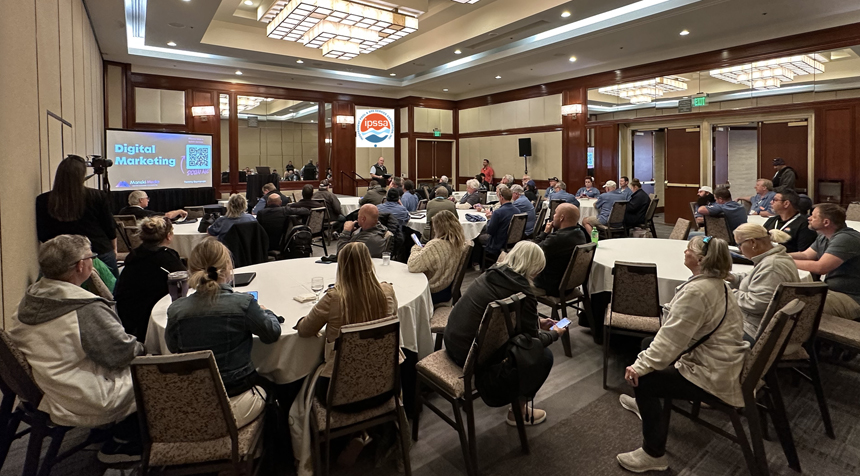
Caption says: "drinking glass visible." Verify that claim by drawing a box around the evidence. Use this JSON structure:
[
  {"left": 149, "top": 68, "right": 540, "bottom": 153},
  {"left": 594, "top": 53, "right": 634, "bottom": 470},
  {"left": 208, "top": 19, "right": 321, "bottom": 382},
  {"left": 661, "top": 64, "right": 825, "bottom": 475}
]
[
  {"left": 311, "top": 277, "right": 324, "bottom": 303},
  {"left": 382, "top": 252, "right": 391, "bottom": 266}
]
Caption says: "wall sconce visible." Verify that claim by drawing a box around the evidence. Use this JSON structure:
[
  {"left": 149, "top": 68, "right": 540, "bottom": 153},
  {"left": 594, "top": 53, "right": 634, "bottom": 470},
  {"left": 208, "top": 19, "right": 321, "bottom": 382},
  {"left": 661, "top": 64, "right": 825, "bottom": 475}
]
[
  {"left": 561, "top": 104, "right": 582, "bottom": 119},
  {"left": 192, "top": 106, "right": 216, "bottom": 122},
  {"left": 336, "top": 115, "right": 355, "bottom": 128}
]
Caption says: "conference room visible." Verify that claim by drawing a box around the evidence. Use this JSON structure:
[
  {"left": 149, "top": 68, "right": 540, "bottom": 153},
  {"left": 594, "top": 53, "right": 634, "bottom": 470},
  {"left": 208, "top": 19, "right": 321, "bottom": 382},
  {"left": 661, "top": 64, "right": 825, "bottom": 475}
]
[{"left": 3, "top": 0, "right": 860, "bottom": 475}]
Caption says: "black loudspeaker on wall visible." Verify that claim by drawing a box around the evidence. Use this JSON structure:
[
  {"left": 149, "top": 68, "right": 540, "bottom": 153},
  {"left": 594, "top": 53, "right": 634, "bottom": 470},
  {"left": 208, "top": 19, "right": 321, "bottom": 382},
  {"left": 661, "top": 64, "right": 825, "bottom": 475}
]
[{"left": 518, "top": 138, "right": 532, "bottom": 157}]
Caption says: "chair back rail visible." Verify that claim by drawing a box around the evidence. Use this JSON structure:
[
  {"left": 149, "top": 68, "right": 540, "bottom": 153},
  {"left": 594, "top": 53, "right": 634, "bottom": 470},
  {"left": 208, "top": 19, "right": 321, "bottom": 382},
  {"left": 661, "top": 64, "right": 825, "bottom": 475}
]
[
  {"left": 0, "top": 330, "right": 43, "bottom": 407},
  {"left": 645, "top": 198, "right": 659, "bottom": 222},
  {"left": 452, "top": 243, "right": 474, "bottom": 304},
  {"left": 559, "top": 243, "right": 597, "bottom": 297},
  {"left": 610, "top": 262, "right": 661, "bottom": 317},
  {"left": 506, "top": 213, "right": 528, "bottom": 246},
  {"left": 741, "top": 300, "right": 804, "bottom": 393},
  {"left": 703, "top": 215, "right": 733, "bottom": 245},
  {"left": 755, "top": 283, "right": 828, "bottom": 349},
  {"left": 669, "top": 218, "right": 692, "bottom": 240},
  {"left": 607, "top": 201, "right": 628, "bottom": 226},
  {"left": 328, "top": 317, "right": 400, "bottom": 408},
  {"left": 307, "top": 208, "right": 326, "bottom": 234},
  {"left": 463, "top": 294, "right": 525, "bottom": 380}
]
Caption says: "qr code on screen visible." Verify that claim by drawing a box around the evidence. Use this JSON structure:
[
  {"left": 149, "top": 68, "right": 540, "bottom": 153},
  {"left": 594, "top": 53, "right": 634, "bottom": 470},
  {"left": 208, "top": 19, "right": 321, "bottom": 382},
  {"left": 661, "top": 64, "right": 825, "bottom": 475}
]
[{"left": 186, "top": 145, "right": 212, "bottom": 170}]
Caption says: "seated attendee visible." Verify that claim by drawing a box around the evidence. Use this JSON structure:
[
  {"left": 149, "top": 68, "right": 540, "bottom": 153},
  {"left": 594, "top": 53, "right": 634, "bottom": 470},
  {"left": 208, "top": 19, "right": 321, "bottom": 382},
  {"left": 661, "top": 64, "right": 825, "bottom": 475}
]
[
  {"left": 408, "top": 210, "right": 467, "bottom": 304},
  {"left": 582, "top": 180, "right": 626, "bottom": 236},
  {"left": 694, "top": 186, "right": 716, "bottom": 225},
  {"left": 118, "top": 190, "right": 188, "bottom": 221},
  {"left": 207, "top": 194, "right": 256, "bottom": 241},
  {"left": 524, "top": 181, "right": 538, "bottom": 202},
  {"left": 695, "top": 187, "right": 747, "bottom": 236},
  {"left": 8, "top": 235, "right": 144, "bottom": 462},
  {"left": 251, "top": 183, "right": 289, "bottom": 215},
  {"left": 476, "top": 173, "right": 489, "bottom": 191},
  {"left": 471, "top": 187, "right": 516, "bottom": 264},
  {"left": 575, "top": 176, "right": 600, "bottom": 198},
  {"left": 114, "top": 217, "right": 186, "bottom": 341},
  {"left": 616, "top": 236, "right": 748, "bottom": 473},
  {"left": 762, "top": 189, "right": 816, "bottom": 253},
  {"left": 401, "top": 180, "right": 419, "bottom": 212},
  {"left": 359, "top": 183, "right": 387, "bottom": 206},
  {"left": 297, "top": 242, "right": 398, "bottom": 409},
  {"left": 286, "top": 161, "right": 295, "bottom": 173},
  {"left": 271, "top": 169, "right": 280, "bottom": 182},
  {"left": 617, "top": 176, "right": 633, "bottom": 200},
  {"left": 337, "top": 204, "right": 390, "bottom": 258},
  {"left": 301, "top": 160, "right": 317, "bottom": 181},
  {"left": 623, "top": 179, "right": 651, "bottom": 230},
  {"left": 510, "top": 184, "right": 536, "bottom": 236},
  {"left": 546, "top": 177, "right": 559, "bottom": 199},
  {"left": 424, "top": 186, "right": 457, "bottom": 240},
  {"left": 437, "top": 175, "right": 455, "bottom": 198},
  {"left": 533, "top": 203, "right": 588, "bottom": 296},
  {"left": 389, "top": 176, "right": 404, "bottom": 195},
  {"left": 741, "top": 179, "right": 776, "bottom": 216},
  {"left": 291, "top": 184, "right": 324, "bottom": 211},
  {"left": 456, "top": 179, "right": 483, "bottom": 209},
  {"left": 445, "top": 241, "right": 566, "bottom": 425},
  {"left": 498, "top": 174, "right": 515, "bottom": 188},
  {"left": 312, "top": 180, "right": 343, "bottom": 220},
  {"left": 791, "top": 203, "right": 860, "bottom": 320},
  {"left": 377, "top": 188, "right": 411, "bottom": 228},
  {"left": 550, "top": 181, "right": 581, "bottom": 208},
  {"left": 728, "top": 224, "right": 799, "bottom": 339},
  {"left": 772, "top": 157, "right": 796, "bottom": 193},
  {"left": 257, "top": 194, "right": 310, "bottom": 250},
  {"left": 167, "top": 239, "right": 281, "bottom": 429}
]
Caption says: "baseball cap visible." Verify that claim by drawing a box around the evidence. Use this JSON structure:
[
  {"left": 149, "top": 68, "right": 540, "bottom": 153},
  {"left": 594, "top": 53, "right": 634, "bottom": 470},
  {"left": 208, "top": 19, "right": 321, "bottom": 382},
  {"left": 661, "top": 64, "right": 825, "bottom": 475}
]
[
  {"left": 698, "top": 186, "right": 713, "bottom": 194},
  {"left": 548, "top": 177, "right": 559, "bottom": 182},
  {"left": 603, "top": 180, "right": 617, "bottom": 188},
  {"left": 772, "top": 157, "right": 786, "bottom": 166}
]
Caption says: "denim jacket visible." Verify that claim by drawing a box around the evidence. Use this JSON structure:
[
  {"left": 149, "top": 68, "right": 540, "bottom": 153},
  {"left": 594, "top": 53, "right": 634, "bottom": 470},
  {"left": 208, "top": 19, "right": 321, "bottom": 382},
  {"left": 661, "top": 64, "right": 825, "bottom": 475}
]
[{"left": 166, "top": 284, "right": 281, "bottom": 387}]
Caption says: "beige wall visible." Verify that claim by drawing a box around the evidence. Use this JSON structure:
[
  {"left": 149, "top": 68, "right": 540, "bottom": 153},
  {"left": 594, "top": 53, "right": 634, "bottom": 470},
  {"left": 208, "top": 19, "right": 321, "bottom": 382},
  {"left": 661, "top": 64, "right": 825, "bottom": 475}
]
[
  {"left": 0, "top": 0, "right": 103, "bottom": 326},
  {"left": 414, "top": 107, "right": 453, "bottom": 134},
  {"left": 134, "top": 88, "right": 185, "bottom": 124},
  {"left": 106, "top": 64, "right": 124, "bottom": 129},
  {"left": 459, "top": 95, "right": 561, "bottom": 133},
  {"left": 230, "top": 119, "right": 319, "bottom": 172},
  {"left": 460, "top": 132, "right": 562, "bottom": 183}
]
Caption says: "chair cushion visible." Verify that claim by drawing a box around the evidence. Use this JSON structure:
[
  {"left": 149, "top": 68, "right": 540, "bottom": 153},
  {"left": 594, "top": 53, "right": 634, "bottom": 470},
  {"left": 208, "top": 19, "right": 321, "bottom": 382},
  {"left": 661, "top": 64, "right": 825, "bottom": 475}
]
[
  {"left": 416, "top": 350, "right": 465, "bottom": 398},
  {"left": 536, "top": 288, "right": 583, "bottom": 307},
  {"left": 311, "top": 396, "right": 396, "bottom": 431},
  {"left": 604, "top": 308, "right": 661, "bottom": 333},
  {"left": 817, "top": 314, "right": 860, "bottom": 350},
  {"left": 148, "top": 413, "right": 264, "bottom": 467},
  {"left": 431, "top": 306, "right": 452, "bottom": 334}
]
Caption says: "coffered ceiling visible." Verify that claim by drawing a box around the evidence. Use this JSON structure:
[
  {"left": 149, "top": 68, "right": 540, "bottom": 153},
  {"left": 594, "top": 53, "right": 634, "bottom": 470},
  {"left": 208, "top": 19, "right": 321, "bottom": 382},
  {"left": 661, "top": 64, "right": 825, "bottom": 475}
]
[{"left": 85, "top": 0, "right": 860, "bottom": 99}]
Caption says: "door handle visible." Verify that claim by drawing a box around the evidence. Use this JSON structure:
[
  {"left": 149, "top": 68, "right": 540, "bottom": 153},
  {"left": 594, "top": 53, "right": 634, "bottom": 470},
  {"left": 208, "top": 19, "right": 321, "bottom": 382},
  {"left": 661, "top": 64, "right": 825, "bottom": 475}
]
[{"left": 666, "top": 183, "right": 700, "bottom": 188}]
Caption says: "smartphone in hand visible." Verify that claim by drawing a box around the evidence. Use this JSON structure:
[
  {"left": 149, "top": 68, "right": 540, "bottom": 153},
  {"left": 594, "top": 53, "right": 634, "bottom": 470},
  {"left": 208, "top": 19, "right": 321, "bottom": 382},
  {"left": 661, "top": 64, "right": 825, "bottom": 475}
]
[
  {"left": 411, "top": 233, "right": 423, "bottom": 248},
  {"left": 554, "top": 317, "right": 571, "bottom": 329}
]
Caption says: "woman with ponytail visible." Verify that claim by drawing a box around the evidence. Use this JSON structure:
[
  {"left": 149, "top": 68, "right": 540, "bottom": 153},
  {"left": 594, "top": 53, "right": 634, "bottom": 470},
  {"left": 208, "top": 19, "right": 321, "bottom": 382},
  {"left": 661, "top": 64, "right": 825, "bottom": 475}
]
[
  {"left": 166, "top": 238, "right": 282, "bottom": 428},
  {"left": 729, "top": 223, "right": 800, "bottom": 339}
]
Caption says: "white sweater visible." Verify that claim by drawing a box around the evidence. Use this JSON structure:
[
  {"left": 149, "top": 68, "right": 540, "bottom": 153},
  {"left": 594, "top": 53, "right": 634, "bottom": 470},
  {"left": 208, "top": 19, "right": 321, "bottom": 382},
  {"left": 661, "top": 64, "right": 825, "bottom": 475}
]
[{"left": 407, "top": 239, "right": 465, "bottom": 293}]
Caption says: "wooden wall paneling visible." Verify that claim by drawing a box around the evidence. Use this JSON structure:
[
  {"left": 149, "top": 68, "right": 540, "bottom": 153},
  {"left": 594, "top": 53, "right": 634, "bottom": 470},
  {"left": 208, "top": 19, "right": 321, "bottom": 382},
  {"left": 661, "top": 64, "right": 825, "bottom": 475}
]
[
  {"left": 562, "top": 87, "right": 588, "bottom": 192},
  {"left": 592, "top": 124, "right": 619, "bottom": 185},
  {"left": 318, "top": 101, "right": 326, "bottom": 179},
  {"left": 229, "top": 92, "right": 239, "bottom": 193},
  {"left": 816, "top": 106, "right": 855, "bottom": 203},
  {"left": 190, "top": 90, "right": 220, "bottom": 198},
  {"left": 408, "top": 105, "right": 416, "bottom": 183},
  {"left": 394, "top": 106, "right": 401, "bottom": 177},
  {"left": 759, "top": 121, "right": 809, "bottom": 192},
  {"left": 453, "top": 107, "right": 460, "bottom": 185},
  {"left": 331, "top": 101, "right": 356, "bottom": 195}
]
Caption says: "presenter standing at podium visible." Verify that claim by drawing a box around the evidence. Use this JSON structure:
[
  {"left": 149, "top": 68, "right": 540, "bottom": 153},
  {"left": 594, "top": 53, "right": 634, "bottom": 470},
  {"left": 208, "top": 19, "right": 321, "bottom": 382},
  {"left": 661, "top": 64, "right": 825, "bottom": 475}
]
[{"left": 370, "top": 156, "right": 388, "bottom": 187}]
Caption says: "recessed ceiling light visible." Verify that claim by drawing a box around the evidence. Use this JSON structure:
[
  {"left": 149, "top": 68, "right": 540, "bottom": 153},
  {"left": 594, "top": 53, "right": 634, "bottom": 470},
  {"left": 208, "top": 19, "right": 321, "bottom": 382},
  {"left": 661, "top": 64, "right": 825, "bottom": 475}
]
[
  {"left": 296, "top": 59, "right": 303, "bottom": 63},
  {"left": 390, "top": 73, "right": 396, "bottom": 76},
  {"left": 235, "top": 70, "right": 243, "bottom": 75},
  {"left": 167, "top": 41, "right": 176, "bottom": 47},
  {"left": 561, "top": 11, "right": 571, "bottom": 18},
  {"left": 495, "top": 75, "right": 501, "bottom": 79},
  {"left": 454, "top": 49, "right": 462, "bottom": 54},
  {"left": 569, "top": 56, "right": 577, "bottom": 62},
  {"left": 680, "top": 29, "right": 690, "bottom": 36},
  {"left": 443, "top": 88, "right": 449, "bottom": 92},
  {"left": 244, "top": 0, "right": 253, "bottom": 4}
]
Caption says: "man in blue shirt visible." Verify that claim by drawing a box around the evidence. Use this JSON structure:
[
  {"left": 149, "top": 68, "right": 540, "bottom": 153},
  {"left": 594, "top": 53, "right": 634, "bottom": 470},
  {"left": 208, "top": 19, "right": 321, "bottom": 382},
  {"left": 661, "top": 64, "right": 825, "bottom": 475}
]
[
  {"left": 696, "top": 186, "right": 748, "bottom": 235},
  {"left": 471, "top": 187, "right": 517, "bottom": 266},
  {"left": 400, "top": 180, "right": 419, "bottom": 212},
  {"left": 510, "top": 184, "right": 536, "bottom": 236},
  {"left": 583, "top": 180, "right": 627, "bottom": 236},
  {"left": 545, "top": 177, "right": 559, "bottom": 199},
  {"left": 550, "top": 181, "right": 581, "bottom": 208},
  {"left": 377, "top": 188, "right": 411, "bottom": 228},
  {"left": 742, "top": 179, "right": 776, "bottom": 216},
  {"left": 617, "top": 176, "right": 633, "bottom": 200}
]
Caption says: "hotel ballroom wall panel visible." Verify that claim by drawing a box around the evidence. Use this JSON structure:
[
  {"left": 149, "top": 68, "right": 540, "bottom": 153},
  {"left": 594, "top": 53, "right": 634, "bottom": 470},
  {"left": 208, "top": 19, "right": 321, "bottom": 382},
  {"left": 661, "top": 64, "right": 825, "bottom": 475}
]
[
  {"left": 460, "top": 132, "right": 562, "bottom": 184},
  {"left": 0, "top": 0, "right": 103, "bottom": 327},
  {"left": 459, "top": 95, "right": 561, "bottom": 134},
  {"left": 414, "top": 108, "right": 454, "bottom": 134}
]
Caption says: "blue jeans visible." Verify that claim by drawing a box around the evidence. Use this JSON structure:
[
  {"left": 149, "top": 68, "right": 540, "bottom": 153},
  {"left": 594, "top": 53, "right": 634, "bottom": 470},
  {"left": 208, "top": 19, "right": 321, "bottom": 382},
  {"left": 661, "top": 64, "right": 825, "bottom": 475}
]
[{"left": 98, "top": 251, "right": 119, "bottom": 278}]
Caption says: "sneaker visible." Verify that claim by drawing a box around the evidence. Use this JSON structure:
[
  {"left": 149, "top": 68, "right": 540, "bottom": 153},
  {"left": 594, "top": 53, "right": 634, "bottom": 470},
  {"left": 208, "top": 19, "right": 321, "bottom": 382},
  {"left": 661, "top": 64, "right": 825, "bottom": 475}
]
[
  {"left": 616, "top": 448, "right": 669, "bottom": 473},
  {"left": 506, "top": 408, "right": 547, "bottom": 426},
  {"left": 619, "top": 394, "right": 641, "bottom": 420},
  {"left": 97, "top": 438, "right": 142, "bottom": 464}
]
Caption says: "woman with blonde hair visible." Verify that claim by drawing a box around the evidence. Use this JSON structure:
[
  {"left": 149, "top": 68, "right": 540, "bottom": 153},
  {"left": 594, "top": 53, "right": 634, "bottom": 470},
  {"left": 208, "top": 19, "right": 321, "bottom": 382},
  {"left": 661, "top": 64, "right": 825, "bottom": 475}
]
[
  {"left": 729, "top": 223, "right": 800, "bottom": 339},
  {"left": 444, "top": 241, "right": 566, "bottom": 426},
  {"left": 114, "top": 216, "right": 185, "bottom": 340},
  {"left": 617, "top": 236, "right": 748, "bottom": 473},
  {"left": 207, "top": 193, "right": 256, "bottom": 241},
  {"left": 408, "top": 210, "right": 467, "bottom": 304},
  {"left": 297, "top": 242, "right": 398, "bottom": 410},
  {"left": 166, "top": 239, "right": 282, "bottom": 428}
]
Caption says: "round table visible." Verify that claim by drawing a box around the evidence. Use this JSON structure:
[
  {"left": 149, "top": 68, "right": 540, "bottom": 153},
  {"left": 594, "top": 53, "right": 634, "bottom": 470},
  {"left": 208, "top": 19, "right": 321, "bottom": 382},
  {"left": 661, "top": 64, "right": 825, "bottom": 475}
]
[
  {"left": 588, "top": 238, "right": 811, "bottom": 304},
  {"left": 168, "top": 222, "right": 211, "bottom": 258},
  {"left": 747, "top": 214, "right": 860, "bottom": 230},
  {"left": 144, "top": 258, "right": 434, "bottom": 385},
  {"left": 407, "top": 209, "right": 486, "bottom": 242},
  {"left": 577, "top": 198, "right": 597, "bottom": 223},
  {"left": 339, "top": 196, "right": 361, "bottom": 215}
]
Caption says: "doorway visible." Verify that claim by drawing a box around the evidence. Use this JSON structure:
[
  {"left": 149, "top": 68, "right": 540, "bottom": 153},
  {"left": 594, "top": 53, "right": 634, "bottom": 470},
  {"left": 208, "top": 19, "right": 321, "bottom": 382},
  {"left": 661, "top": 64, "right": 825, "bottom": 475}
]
[
  {"left": 416, "top": 140, "right": 453, "bottom": 183},
  {"left": 663, "top": 127, "right": 701, "bottom": 225},
  {"left": 632, "top": 131, "right": 655, "bottom": 195}
]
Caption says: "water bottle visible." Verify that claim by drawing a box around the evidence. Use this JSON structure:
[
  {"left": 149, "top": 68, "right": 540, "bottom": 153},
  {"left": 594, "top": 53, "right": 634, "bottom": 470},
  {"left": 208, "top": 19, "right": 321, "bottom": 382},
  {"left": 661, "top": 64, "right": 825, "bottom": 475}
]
[{"left": 591, "top": 228, "right": 599, "bottom": 246}]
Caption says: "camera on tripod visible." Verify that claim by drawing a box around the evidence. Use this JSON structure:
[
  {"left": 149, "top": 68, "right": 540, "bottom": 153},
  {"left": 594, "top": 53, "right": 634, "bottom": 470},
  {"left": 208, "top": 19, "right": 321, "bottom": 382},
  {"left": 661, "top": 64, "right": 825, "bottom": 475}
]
[{"left": 86, "top": 155, "right": 113, "bottom": 175}]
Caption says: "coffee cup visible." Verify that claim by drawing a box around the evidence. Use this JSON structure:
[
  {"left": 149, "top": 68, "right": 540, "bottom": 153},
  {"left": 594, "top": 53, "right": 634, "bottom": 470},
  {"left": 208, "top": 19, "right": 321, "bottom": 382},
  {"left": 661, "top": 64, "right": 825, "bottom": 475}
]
[{"left": 167, "top": 271, "right": 189, "bottom": 301}]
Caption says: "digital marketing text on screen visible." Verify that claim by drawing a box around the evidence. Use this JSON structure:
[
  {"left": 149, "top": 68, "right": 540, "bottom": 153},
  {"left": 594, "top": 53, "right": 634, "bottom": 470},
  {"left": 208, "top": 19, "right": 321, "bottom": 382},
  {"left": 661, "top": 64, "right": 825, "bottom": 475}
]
[{"left": 106, "top": 130, "right": 213, "bottom": 189}]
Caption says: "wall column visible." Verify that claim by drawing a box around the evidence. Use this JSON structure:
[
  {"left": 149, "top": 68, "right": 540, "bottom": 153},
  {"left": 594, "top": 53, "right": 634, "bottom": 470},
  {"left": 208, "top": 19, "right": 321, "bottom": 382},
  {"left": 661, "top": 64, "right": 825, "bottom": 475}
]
[{"left": 562, "top": 87, "right": 588, "bottom": 189}]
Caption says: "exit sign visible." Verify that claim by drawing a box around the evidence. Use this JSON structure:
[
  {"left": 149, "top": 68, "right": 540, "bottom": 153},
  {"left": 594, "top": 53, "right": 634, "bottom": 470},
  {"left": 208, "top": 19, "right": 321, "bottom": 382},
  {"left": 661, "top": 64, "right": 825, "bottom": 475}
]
[
  {"left": 692, "top": 96, "right": 708, "bottom": 107},
  {"left": 433, "top": 129, "right": 442, "bottom": 137}
]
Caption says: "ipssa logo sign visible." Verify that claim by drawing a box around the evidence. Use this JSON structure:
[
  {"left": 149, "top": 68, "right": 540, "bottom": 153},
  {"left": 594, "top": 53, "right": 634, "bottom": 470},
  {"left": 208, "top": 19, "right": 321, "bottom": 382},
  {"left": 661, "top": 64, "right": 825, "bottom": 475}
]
[{"left": 356, "top": 109, "right": 394, "bottom": 148}]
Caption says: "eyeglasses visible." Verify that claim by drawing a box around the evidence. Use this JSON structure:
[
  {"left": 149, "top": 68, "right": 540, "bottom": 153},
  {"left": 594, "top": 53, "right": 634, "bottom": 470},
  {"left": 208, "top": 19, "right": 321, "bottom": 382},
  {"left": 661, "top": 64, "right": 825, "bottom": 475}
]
[{"left": 70, "top": 253, "right": 97, "bottom": 268}]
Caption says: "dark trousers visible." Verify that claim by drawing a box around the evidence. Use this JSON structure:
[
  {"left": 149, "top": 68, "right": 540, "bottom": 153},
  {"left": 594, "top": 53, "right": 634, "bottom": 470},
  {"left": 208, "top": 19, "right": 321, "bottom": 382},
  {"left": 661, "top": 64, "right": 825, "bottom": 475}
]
[
  {"left": 97, "top": 250, "right": 119, "bottom": 277},
  {"left": 634, "top": 338, "right": 718, "bottom": 458},
  {"left": 471, "top": 234, "right": 498, "bottom": 265}
]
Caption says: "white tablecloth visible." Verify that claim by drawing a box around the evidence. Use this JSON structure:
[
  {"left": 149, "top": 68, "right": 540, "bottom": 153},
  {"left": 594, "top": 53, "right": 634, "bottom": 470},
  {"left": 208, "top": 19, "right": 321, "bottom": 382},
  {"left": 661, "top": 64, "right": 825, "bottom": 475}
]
[
  {"left": 577, "top": 198, "right": 597, "bottom": 223},
  {"left": 339, "top": 196, "right": 361, "bottom": 215},
  {"left": 408, "top": 209, "right": 486, "bottom": 242},
  {"left": 168, "top": 222, "right": 211, "bottom": 258},
  {"left": 145, "top": 258, "right": 433, "bottom": 384},
  {"left": 747, "top": 214, "right": 860, "bottom": 230},
  {"left": 588, "top": 238, "right": 811, "bottom": 304},
  {"left": 452, "top": 191, "right": 497, "bottom": 203}
]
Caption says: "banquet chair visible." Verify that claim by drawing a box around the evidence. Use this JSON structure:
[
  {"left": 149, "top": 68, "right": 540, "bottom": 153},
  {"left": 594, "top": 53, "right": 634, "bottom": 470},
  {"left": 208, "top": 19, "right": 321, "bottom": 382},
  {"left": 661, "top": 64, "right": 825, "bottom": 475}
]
[
  {"left": 131, "top": 351, "right": 265, "bottom": 476},
  {"left": 603, "top": 262, "right": 661, "bottom": 389},
  {"left": 689, "top": 202, "right": 701, "bottom": 230},
  {"left": 598, "top": 201, "right": 628, "bottom": 239},
  {"left": 817, "top": 315, "right": 860, "bottom": 360},
  {"left": 738, "top": 198, "right": 752, "bottom": 215},
  {"left": 549, "top": 199, "right": 564, "bottom": 221},
  {"left": 307, "top": 207, "right": 328, "bottom": 255},
  {"left": 672, "top": 300, "right": 803, "bottom": 476},
  {"left": 414, "top": 295, "right": 530, "bottom": 476},
  {"left": 643, "top": 197, "right": 659, "bottom": 238},
  {"left": 479, "top": 190, "right": 488, "bottom": 205},
  {"left": 480, "top": 213, "right": 527, "bottom": 271},
  {"left": 0, "top": 330, "right": 108, "bottom": 476},
  {"left": 528, "top": 205, "right": 548, "bottom": 239},
  {"left": 115, "top": 215, "right": 138, "bottom": 228},
  {"left": 184, "top": 206, "right": 205, "bottom": 219},
  {"left": 417, "top": 199, "right": 428, "bottom": 211},
  {"left": 703, "top": 215, "right": 735, "bottom": 245},
  {"left": 760, "top": 283, "right": 834, "bottom": 439},
  {"left": 311, "top": 317, "right": 411, "bottom": 476},
  {"left": 846, "top": 203, "right": 860, "bottom": 221},
  {"left": 431, "top": 243, "right": 474, "bottom": 350},
  {"left": 669, "top": 218, "right": 692, "bottom": 240},
  {"left": 536, "top": 243, "right": 597, "bottom": 357}
]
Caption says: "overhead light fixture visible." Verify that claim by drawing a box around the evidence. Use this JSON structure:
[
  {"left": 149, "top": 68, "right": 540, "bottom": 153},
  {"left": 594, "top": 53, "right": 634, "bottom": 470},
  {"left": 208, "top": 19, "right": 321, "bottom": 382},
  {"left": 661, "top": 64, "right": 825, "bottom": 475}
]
[
  {"left": 296, "top": 59, "right": 304, "bottom": 63},
  {"left": 167, "top": 41, "right": 176, "bottom": 46},
  {"left": 451, "top": 0, "right": 480, "bottom": 3},
  {"left": 454, "top": 49, "right": 462, "bottom": 54},
  {"left": 710, "top": 54, "right": 827, "bottom": 89},
  {"left": 443, "top": 88, "right": 449, "bottom": 91},
  {"left": 321, "top": 38, "right": 360, "bottom": 60},
  {"left": 336, "top": 115, "right": 355, "bottom": 127},
  {"left": 679, "top": 29, "right": 689, "bottom": 36},
  {"left": 389, "top": 73, "right": 396, "bottom": 76},
  {"left": 495, "top": 75, "right": 501, "bottom": 79},
  {"left": 235, "top": 70, "right": 243, "bottom": 75},
  {"left": 244, "top": 0, "right": 254, "bottom": 5},
  {"left": 220, "top": 96, "right": 265, "bottom": 115},
  {"left": 561, "top": 11, "right": 571, "bottom": 18},
  {"left": 561, "top": 104, "right": 582, "bottom": 118},
  {"left": 569, "top": 56, "right": 577, "bottom": 62},
  {"left": 598, "top": 76, "right": 688, "bottom": 104},
  {"left": 191, "top": 106, "right": 216, "bottom": 116}
]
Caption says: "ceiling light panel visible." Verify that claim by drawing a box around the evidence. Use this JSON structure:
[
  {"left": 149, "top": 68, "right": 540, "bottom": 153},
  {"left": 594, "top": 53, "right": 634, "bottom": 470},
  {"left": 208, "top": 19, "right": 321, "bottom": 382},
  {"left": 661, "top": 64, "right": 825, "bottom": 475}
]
[
  {"left": 598, "top": 77, "right": 688, "bottom": 104},
  {"left": 450, "top": 0, "right": 480, "bottom": 3},
  {"left": 710, "top": 54, "right": 827, "bottom": 87}
]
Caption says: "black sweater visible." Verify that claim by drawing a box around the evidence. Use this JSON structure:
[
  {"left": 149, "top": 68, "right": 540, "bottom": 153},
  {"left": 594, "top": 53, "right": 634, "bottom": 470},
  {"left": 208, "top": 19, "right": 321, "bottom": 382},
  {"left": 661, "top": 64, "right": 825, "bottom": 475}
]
[
  {"left": 533, "top": 225, "right": 589, "bottom": 296},
  {"left": 114, "top": 245, "right": 185, "bottom": 341},
  {"left": 444, "top": 265, "right": 557, "bottom": 367},
  {"left": 36, "top": 189, "right": 116, "bottom": 254}
]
